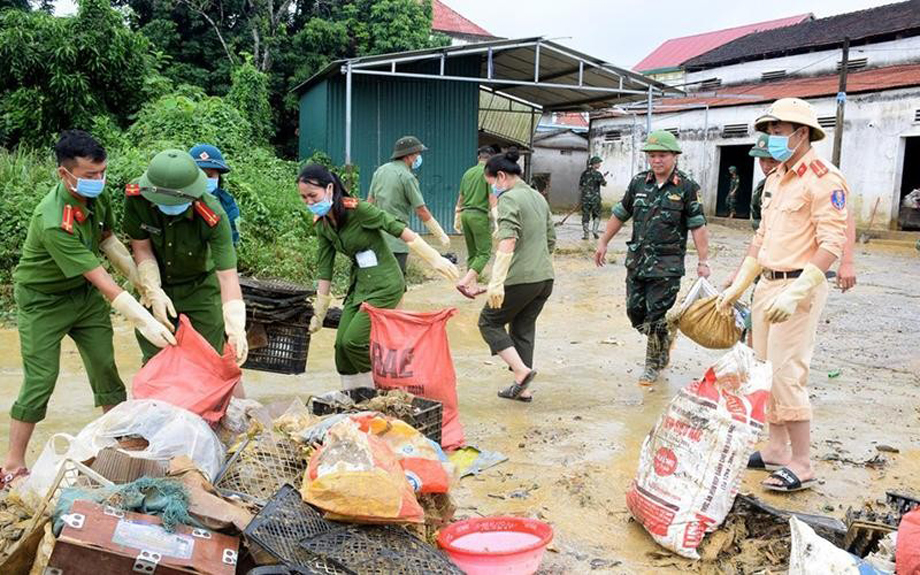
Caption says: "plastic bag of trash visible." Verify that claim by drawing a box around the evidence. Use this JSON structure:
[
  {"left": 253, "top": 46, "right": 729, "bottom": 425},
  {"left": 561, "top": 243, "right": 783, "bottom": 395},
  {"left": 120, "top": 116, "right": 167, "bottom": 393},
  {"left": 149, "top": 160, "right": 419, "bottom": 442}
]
[
  {"left": 17, "top": 434, "right": 96, "bottom": 510},
  {"left": 902, "top": 189, "right": 920, "bottom": 210},
  {"left": 362, "top": 304, "right": 465, "bottom": 449},
  {"left": 670, "top": 278, "right": 745, "bottom": 349},
  {"left": 789, "top": 516, "right": 890, "bottom": 574},
  {"left": 132, "top": 315, "right": 241, "bottom": 424},
  {"left": 626, "top": 344, "right": 771, "bottom": 559},
  {"left": 897, "top": 509, "right": 920, "bottom": 575},
  {"left": 301, "top": 417, "right": 424, "bottom": 523}
]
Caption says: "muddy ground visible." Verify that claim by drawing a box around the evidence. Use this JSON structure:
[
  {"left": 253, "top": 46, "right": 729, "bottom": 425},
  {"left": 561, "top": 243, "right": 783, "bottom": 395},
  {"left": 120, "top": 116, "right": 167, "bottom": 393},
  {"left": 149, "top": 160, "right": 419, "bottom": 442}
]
[{"left": 0, "top": 221, "right": 918, "bottom": 573}]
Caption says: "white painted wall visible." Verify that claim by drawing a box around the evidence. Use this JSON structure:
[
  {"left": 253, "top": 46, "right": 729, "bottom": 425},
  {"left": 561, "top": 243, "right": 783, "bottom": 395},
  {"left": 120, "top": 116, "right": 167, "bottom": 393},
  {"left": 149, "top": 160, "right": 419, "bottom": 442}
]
[
  {"left": 685, "top": 35, "right": 920, "bottom": 87},
  {"left": 590, "top": 85, "right": 920, "bottom": 229},
  {"left": 532, "top": 146, "right": 589, "bottom": 208}
]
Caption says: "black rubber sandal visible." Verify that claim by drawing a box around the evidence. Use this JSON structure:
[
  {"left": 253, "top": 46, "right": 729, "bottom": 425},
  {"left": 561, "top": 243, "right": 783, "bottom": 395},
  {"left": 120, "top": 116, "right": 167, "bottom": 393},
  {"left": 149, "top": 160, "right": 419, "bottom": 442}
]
[
  {"left": 498, "top": 370, "right": 537, "bottom": 402},
  {"left": 747, "top": 451, "right": 783, "bottom": 472},
  {"left": 762, "top": 467, "right": 816, "bottom": 493}
]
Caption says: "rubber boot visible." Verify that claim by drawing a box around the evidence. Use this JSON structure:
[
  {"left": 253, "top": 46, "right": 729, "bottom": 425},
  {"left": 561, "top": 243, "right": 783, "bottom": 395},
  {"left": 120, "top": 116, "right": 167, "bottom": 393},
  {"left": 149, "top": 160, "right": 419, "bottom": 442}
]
[
  {"left": 638, "top": 335, "right": 660, "bottom": 386},
  {"left": 582, "top": 220, "right": 590, "bottom": 240},
  {"left": 655, "top": 326, "right": 677, "bottom": 370},
  {"left": 592, "top": 218, "right": 600, "bottom": 239}
]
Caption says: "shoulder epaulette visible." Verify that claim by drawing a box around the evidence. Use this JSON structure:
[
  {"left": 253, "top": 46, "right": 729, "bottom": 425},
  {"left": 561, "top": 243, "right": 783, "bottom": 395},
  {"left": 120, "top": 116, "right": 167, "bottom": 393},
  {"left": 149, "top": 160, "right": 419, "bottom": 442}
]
[
  {"left": 61, "top": 205, "right": 74, "bottom": 234},
  {"left": 125, "top": 183, "right": 141, "bottom": 196},
  {"left": 342, "top": 197, "right": 359, "bottom": 209},
  {"left": 194, "top": 200, "right": 220, "bottom": 227},
  {"left": 810, "top": 159, "right": 829, "bottom": 178}
]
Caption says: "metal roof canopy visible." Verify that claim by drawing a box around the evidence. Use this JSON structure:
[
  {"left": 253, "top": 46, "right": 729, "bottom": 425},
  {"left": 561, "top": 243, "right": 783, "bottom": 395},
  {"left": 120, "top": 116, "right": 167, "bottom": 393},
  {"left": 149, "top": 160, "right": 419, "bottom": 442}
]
[{"left": 293, "top": 37, "right": 681, "bottom": 163}]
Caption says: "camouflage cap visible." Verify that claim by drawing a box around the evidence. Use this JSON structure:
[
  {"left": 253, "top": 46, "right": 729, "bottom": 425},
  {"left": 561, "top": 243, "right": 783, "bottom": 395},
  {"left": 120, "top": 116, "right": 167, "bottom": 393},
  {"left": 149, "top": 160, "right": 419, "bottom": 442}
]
[
  {"left": 748, "top": 132, "right": 773, "bottom": 158},
  {"left": 589, "top": 156, "right": 602, "bottom": 165},
  {"left": 641, "top": 130, "right": 681, "bottom": 154},
  {"left": 138, "top": 149, "right": 207, "bottom": 206},
  {"left": 391, "top": 136, "right": 428, "bottom": 160}
]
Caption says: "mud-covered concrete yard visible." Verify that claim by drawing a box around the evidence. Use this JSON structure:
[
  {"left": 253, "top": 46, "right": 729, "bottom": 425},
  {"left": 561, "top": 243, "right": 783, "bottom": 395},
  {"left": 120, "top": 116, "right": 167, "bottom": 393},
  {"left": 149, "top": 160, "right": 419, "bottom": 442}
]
[{"left": 1, "top": 221, "right": 918, "bottom": 573}]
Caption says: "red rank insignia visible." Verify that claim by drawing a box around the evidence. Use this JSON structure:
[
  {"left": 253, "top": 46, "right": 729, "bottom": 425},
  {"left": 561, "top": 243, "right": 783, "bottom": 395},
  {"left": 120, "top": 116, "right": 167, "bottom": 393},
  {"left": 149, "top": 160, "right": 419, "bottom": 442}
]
[
  {"left": 125, "top": 183, "right": 141, "bottom": 196},
  {"left": 73, "top": 206, "right": 86, "bottom": 223},
  {"left": 342, "top": 197, "right": 358, "bottom": 209},
  {"left": 194, "top": 201, "right": 220, "bottom": 227},
  {"left": 796, "top": 163, "right": 808, "bottom": 177},
  {"left": 810, "top": 160, "right": 828, "bottom": 177},
  {"left": 61, "top": 205, "right": 74, "bottom": 234}
]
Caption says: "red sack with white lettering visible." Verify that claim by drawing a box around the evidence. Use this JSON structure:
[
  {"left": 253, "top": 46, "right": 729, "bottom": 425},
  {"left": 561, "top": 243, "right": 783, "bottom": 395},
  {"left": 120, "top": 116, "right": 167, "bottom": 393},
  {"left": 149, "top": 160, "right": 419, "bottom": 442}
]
[
  {"left": 362, "top": 304, "right": 464, "bottom": 450},
  {"left": 626, "top": 344, "right": 772, "bottom": 559}
]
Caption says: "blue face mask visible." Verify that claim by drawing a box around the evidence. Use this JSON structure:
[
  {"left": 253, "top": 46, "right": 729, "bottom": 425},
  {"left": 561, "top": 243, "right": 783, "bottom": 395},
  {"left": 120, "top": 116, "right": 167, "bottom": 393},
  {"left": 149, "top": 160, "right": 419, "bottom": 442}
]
[
  {"left": 412, "top": 155, "right": 423, "bottom": 170},
  {"left": 157, "top": 202, "right": 192, "bottom": 216},
  {"left": 309, "top": 191, "right": 333, "bottom": 217},
  {"left": 206, "top": 178, "right": 219, "bottom": 193},
  {"left": 65, "top": 169, "right": 106, "bottom": 198},
  {"left": 767, "top": 129, "right": 802, "bottom": 162},
  {"left": 490, "top": 184, "right": 503, "bottom": 196}
]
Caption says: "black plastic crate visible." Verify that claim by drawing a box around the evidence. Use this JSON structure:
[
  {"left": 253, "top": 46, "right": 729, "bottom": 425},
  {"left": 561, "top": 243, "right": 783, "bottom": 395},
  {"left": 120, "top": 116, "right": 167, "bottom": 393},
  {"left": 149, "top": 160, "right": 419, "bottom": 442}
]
[
  {"left": 241, "top": 276, "right": 315, "bottom": 298},
  {"left": 244, "top": 316, "right": 311, "bottom": 375},
  {"left": 310, "top": 389, "right": 442, "bottom": 445}
]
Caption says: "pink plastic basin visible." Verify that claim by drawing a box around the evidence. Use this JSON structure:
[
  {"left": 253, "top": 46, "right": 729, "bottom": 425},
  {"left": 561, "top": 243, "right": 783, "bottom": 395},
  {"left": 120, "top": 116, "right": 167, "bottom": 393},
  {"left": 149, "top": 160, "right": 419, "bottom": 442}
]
[{"left": 438, "top": 517, "right": 554, "bottom": 574}]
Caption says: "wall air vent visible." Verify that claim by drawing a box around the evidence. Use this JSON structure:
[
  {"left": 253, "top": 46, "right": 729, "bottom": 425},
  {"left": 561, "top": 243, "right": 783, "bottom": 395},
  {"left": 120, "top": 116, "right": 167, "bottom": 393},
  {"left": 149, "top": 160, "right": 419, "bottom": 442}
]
[
  {"left": 836, "top": 57, "right": 868, "bottom": 72},
  {"left": 722, "top": 123, "right": 748, "bottom": 138},
  {"left": 604, "top": 130, "right": 622, "bottom": 142},
  {"left": 699, "top": 78, "right": 722, "bottom": 90},
  {"left": 817, "top": 116, "right": 837, "bottom": 129},
  {"left": 761, "top": 70, "right": 787, "bottom": 81}
]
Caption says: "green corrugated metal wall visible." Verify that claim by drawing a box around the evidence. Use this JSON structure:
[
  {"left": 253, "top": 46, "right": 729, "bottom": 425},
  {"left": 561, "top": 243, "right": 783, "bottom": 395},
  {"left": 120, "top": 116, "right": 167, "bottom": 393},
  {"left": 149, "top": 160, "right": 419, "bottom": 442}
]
[{"left": 298, "top": 57, "right": 480, "bottom": 234}]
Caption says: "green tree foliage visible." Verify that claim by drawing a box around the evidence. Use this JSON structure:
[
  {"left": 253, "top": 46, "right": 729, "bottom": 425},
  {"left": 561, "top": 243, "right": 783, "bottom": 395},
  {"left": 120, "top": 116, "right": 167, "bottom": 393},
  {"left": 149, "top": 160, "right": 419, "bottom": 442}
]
[
  {"left": 227, "top": 58, "right": 274, "bottom": 145},
  {"left": 0, "top": 0, "right": 167, "bottom": 148}
]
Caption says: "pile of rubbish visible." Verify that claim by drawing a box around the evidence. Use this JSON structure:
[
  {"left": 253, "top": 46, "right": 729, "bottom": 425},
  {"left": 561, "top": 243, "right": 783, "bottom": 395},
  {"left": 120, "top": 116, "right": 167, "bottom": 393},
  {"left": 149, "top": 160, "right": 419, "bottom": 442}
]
[{"left": 0, "top": 391, "right": 466, "bottom": 574}]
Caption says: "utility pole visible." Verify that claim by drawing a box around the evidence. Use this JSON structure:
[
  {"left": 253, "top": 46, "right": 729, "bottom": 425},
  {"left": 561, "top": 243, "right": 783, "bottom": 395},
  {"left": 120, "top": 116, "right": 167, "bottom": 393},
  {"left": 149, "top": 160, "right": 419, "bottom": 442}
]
[{"left": 832, "top": 37, "right": 850, "bottom": 167}]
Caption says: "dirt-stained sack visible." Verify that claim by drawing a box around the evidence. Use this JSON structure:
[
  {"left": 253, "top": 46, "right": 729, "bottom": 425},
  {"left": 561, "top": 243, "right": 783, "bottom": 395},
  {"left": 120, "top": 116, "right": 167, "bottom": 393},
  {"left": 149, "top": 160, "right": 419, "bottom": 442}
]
[
  {"left": 626, "top": 344, "right": 771, "bottom": 559},
  {"left": 679, "top": 295, "right": 742, "bottom": 349}
]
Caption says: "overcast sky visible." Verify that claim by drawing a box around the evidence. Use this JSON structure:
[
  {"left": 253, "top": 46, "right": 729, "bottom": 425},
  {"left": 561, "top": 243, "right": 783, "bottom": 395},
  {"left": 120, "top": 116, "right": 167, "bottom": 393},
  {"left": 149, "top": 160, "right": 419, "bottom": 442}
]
[{"left": 449, "top": 0, "right": 898, "bottom": 69}]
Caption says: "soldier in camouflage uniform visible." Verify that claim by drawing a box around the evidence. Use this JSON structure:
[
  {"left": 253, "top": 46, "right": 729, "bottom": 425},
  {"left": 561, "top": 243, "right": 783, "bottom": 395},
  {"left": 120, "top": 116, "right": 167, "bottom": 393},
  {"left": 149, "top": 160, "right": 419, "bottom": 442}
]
[
  {"left": 726, "top": 165, "right": 740, "bottom": 218},
  {"left": 579, "top": 156, "right": 607, "bottom": 239},
  {"left": 594, "top": 131, "right": 710, "bottom": 386}
]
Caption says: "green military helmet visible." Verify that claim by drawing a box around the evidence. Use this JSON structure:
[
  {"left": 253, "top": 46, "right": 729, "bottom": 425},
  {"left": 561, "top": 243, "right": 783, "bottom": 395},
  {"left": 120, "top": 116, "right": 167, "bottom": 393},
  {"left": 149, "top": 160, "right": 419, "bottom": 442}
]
[
  {"left": 749, "top": 132, "right": 772, "bottom": 158},
  {"left": 390, "top": 135, "right": 428, "bottom": 160},
  {"left": 641, "top": 130, "right": 682, "bottom": 154},
  {"left": 138, "top": 149, "right": 208, "bottom": 206},
  {"left": 729, "top": 165, "right": 737, "bottom": 172},
  {"left": 589, "top": 155, "right": 603, "bottom": 165}
]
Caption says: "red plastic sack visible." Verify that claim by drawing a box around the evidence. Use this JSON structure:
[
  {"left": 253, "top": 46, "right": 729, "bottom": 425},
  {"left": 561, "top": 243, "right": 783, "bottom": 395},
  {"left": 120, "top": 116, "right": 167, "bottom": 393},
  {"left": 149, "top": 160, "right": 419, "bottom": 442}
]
[
  {"left": 897, "top": 509, "right": 920, "bottom": 575},
  {"left": 362, "top": 304, "right": 464, "bottom": 449},
  {"left": 132, "top": 315, "right": 241, "bottom": 424}
]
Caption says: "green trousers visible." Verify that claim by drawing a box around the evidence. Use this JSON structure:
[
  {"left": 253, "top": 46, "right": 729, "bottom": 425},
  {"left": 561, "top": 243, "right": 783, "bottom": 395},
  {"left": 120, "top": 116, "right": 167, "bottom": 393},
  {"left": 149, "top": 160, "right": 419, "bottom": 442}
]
[
  {"left": 13, "top": 283, "right": 125, "bottom": 423},
  {"left": 461, "top": 210, "right": 492, "bottom": 275},
  {"left": 334, "top": 280, "right": 404, "bottom": 376},
  {"left": 625, "top": 274, "right": 682, "bottom": 335},
  {"left": 478, "top": 279, "right": 554, "bottom": 369},
  {"left": 136, "top": 272, "right": 225, "bottom": 364}
]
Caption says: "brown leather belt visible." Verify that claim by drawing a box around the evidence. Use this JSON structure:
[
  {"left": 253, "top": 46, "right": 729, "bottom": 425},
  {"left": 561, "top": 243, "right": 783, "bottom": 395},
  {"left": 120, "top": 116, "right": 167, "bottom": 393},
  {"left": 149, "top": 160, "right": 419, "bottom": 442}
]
[{"left": 762, "top": 268, "right": 803, "bottom": 281}]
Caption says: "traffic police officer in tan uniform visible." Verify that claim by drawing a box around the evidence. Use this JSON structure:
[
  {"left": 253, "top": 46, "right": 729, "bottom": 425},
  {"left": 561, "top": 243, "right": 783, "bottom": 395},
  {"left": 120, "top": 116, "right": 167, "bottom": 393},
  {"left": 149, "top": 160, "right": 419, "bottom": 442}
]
[
  {"left": 2, "top": 131, "right": 174, "bottom": 486},
  {"left": 719, "top": 98, "right": 849, "bottom": 492}
]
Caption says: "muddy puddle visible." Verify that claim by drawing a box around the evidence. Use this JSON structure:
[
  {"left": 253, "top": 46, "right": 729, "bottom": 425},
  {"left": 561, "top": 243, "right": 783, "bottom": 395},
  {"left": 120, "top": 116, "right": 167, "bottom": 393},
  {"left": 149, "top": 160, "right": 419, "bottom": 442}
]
[{"left": 1, "top": 222, "right": 919, "bottom": 573}]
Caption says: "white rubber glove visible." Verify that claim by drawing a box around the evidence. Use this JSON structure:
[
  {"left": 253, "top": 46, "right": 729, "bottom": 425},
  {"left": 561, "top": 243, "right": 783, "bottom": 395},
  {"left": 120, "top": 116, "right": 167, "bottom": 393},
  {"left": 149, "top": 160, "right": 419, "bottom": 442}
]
[
  {"left": 424, "top": 217, "right": 451, "bottom": 249},
  {"left": 453, "top": 210, "right": 463, "bottom": 234},
  {"left": 310, "top": 293, "right": 332, "bottom": 333},
  {"left": 716, "top": 256, "right": 762, "bottom": 314},
  {"left": 407, "top": 237, "right": 460, "bottom": 281},
  {"left": 765, "top": 264, "right": 826, "bottom": 323},
  {"left": 137, "top": 259, "right": 177, "bottom": 331},
  {"left": 487, "top": 250, "right": 513, "bottom": 309},
  {"left": 223, "top": 299, "right": 248, "bottom": 366},
  {"left": 100, "top": 235, "right": 139, "bottom": 288},
  {"left": 112, "top": 291, "right": 177, "bottom": 348},
  {"left": 491, "top": 206, "right": 500, "bottom": 239}
]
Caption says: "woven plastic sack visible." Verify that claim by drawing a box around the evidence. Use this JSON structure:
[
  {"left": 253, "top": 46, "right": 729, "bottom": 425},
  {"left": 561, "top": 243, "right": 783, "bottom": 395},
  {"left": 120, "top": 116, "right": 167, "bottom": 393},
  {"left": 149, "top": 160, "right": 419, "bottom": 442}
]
[
  {"left": 362, "top": 304, "right": 464, "bottom": 449},
  {"left": 302, "top": 417, "right": 424, "bottom": 524},
  {"left": 626, "top": 344, "right": 772, "bottom": 559},
  {"left": 132, "top": 315, "right": 241, "bottom": 424},
  {"left": 897, "top": 509, "right": 920, "bottom": 575},
  {"left": 679, "top": 295, "right": 742, "bottom": 349}
]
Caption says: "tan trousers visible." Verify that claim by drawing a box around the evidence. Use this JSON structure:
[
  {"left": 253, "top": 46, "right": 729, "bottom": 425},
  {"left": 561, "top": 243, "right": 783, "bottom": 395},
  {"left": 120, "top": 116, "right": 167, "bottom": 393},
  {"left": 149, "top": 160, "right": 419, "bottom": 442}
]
[{"left": 751, "top": 276, "right": 829, "bottom": 424}]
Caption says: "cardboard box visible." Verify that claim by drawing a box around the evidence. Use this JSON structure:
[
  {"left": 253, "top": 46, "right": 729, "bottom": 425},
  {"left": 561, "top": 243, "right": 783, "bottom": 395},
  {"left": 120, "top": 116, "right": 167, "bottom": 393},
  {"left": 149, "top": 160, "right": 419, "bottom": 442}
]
[
  {"left": 46, "top": 500, "right": 238, "bottom": 575},
  {"left": 90, "top": 447, "right": 168, "bottom": 484}
]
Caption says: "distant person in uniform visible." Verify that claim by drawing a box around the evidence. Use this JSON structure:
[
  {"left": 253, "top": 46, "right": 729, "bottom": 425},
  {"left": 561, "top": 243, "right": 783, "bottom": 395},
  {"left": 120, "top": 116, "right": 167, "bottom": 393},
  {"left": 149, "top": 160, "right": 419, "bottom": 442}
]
[
  {"left": 579, "top": 156, "right": 607, "bottom": 240},
  {"left": 454, "top": 146, "right": 498, "bottom": 298},
  {"left": 726, "top": 165, "right": 740, "bottom": 218},
  {"left": 189, "top": 144, "right": 241, "bottom": 247}
]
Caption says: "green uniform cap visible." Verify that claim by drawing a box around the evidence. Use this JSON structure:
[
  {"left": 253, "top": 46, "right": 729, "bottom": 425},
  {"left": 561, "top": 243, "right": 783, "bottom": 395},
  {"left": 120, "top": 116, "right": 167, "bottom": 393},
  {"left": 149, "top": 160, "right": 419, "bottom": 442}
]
[
  {"left": 589, "top": 156, "right": 603, "bottom": 165},
  {"left": 641, "top": 130, "right": 681, "bottom": 154},
  {"left": 729, "top": 166, "right": 737, "bottom": 172},
  {"left": 749, "top": 132, "right": 773, "bottom": 158},
  {"left": 139, "top": 149, "right": 207, "bottom": 206},
  {"left": 390, "top": 136, "right": 427, "bottom": 160}
]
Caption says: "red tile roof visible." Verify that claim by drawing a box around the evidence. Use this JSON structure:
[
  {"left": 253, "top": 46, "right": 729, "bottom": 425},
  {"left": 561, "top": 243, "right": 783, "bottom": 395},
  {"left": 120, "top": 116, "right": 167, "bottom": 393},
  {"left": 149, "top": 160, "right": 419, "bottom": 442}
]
[
  {"left": 646, "top": 63, "right": 920, "bottom": 112},
  {"left": 550, "top": 113, "right": 589, "bottom": 128},
  {"left": 634, "top": 14, "right": 812, "bottom": 72},
  {"left": 432, "top": 0, "right": 494, "bottom": 39}
]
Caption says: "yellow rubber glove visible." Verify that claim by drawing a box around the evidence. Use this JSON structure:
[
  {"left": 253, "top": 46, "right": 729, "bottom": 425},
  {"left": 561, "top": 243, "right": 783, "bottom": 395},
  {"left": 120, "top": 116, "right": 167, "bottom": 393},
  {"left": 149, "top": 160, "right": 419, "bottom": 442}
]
[
  {"left": 407, "top": 237, "right": 460, "bottom": 281},
  {"left": 487, "top": 250, "right": 513, "bottom": 309},
  {"left": 112, "top": 291, "right": 176, "bottom": 348},
  {"left": 99, "top": 235, "right": 139, "bottom": 288},
  {"left": 765, "top": 264, "right": 826, "bottom": 323},
  {"left": 453, "top": 210, "right": 463, "bottom": 234},
  {"left": 424, "top": 217, "right": 451, "bottom": 249},
  {"left": 310, "top": 293, "right": 332, "bottom": 333},
  {"left": 491, "top": 206, "right": 500, "bottom": 239},
  {"left": 137, "top": 259, "right": 177, "bottom": 330},
  {"left": 716, "top": 256, "right": 762, "bottom": 314},
  {"left": 223, "top": 299, "right": 248, "bottom": 366}
]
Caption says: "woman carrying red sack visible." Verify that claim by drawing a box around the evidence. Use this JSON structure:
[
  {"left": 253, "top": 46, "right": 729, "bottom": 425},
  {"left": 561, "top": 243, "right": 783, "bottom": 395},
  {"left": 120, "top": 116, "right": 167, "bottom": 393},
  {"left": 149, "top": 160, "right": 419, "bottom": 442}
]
[{"left": 298, "top": 164, "right": 460, "bottom": 389}]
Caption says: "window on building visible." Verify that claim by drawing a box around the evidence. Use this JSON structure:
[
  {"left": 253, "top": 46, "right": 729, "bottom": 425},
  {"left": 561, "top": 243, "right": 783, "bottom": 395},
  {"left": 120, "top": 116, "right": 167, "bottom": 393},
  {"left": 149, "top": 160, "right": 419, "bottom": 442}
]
[{"left": 560, "top": 150, "right": 573, "bottom": 155}]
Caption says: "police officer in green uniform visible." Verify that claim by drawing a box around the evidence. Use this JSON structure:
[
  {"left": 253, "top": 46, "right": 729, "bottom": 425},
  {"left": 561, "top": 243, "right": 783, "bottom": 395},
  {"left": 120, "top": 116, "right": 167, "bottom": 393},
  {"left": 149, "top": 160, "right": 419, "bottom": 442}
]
[
  {"left": 124, "top": 149, "right": 248, "bottom": 368},
  {"left": 726, "top": 166, "right": 741, "bottom": 218},
  {"left": 594, "top": 130, "right": 710, "bottom": 386},
  {"left": 2, "top": 131, "right": 175, "bottom": 486},
  {"left": 579, "top": 156, "right": 608, "bottom": 240},
  {"left": 478, "top": 149, "right": 555, "bottom": 402},
  {"left": 454, "top": 146, "right": 499, "bottom": 297},
  {"left": 190, "top": 144, "right": 241, "bottom": 246},
  {"left": 300, "top": 164, "right": 460, "bottom": 389},
  {"left": 368, "top": 136, "right": 451, "bottom": 276}
]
